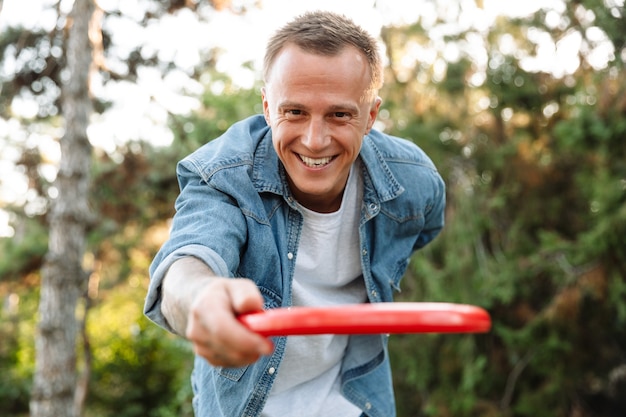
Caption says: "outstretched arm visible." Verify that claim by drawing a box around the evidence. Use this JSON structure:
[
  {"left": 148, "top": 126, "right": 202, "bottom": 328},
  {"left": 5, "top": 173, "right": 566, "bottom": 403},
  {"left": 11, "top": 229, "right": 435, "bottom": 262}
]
[{"left": 161, "top": 257, "right": 274, "bottom": 368}]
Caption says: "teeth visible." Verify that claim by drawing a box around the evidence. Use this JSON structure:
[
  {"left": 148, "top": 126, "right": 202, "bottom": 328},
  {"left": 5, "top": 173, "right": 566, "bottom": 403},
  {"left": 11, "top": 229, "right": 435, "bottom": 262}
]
[{"left": 300, "top": 155, "right": 332, "bottom": 167}]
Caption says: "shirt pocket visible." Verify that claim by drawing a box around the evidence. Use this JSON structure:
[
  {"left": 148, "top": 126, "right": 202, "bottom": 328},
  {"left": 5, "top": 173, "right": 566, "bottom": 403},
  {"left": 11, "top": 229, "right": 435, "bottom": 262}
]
[{"left": 218, "top": 365, "right": 249, "bottom": 382}]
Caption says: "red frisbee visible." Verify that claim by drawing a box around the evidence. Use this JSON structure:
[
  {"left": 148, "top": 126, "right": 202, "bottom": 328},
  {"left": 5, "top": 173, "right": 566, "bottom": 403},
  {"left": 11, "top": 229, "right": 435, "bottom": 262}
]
[{"left": 238, "top": 302, "right": 491, "bottom": 337}]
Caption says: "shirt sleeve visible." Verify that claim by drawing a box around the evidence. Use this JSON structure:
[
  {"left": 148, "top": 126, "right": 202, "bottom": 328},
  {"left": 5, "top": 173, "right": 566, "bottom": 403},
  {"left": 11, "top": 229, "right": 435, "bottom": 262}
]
[
  {"left": 414, "top": 168, "right": 446, "bottom": 250},
  {"left": 143, "top": 244, "right": 230, "bottom": 332},
  {"left": 144, "top": 158, "right": 248, "bottom": 332}
]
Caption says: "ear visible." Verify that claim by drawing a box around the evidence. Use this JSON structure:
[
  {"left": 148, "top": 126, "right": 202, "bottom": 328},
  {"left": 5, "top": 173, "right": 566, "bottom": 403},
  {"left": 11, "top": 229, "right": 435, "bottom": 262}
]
[
  {"left": 261, "top": 87, "right": 271, "bottom": 124},
  {"left": 365, "top": 96, "right": 382, "bottom": 134}
]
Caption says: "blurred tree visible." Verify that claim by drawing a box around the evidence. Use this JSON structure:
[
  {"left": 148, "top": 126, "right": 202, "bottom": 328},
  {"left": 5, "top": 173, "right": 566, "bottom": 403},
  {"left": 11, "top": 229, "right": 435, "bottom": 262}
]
[{"left": 30, "top": 1, "right": 94, "bottom": 416}]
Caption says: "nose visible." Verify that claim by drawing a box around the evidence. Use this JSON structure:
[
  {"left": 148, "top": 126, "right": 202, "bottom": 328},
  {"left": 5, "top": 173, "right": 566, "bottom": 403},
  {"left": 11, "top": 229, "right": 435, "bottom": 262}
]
[{"left": 302, "top": 117, "right": 330, "bottom": 151}]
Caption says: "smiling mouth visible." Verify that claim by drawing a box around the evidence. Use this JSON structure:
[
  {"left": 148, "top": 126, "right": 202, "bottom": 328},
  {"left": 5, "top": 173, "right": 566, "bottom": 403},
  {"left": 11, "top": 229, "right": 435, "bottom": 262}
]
[{"left": 299, "top": 154, "right": 333, "bottom": 168}]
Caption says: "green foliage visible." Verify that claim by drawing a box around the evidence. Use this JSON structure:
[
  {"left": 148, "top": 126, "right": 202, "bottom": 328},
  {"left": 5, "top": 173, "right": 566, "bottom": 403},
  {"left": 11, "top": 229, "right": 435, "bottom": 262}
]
[
  {"left": 88, "top": 312, "right": 194, "bottom": 417},
  {"left": 0, "top": 218, "right": 48, "bottom": 282},
  {"left": 0, "top": 323, "right": 32, "bottom": 415},
  {"left": 381, "top": 4, "right": 626, "bottom": 416},
  {"left": 0, "top": 285, "right": 38, "bottom": 416},
  {"left": 169, "top": 72, "right": 263, "bottom": 150}
]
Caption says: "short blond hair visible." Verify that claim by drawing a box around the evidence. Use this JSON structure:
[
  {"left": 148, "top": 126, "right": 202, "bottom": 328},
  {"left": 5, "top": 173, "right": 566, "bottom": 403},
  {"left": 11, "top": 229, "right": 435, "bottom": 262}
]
[{"left": 263, "top": 11, "right": 384, "bottom": 98}]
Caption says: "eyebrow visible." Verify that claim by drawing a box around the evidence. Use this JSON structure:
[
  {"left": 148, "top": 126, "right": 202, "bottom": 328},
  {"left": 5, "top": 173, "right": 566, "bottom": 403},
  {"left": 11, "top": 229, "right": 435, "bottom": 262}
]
[
  {"left": 278, "top": 101, "right": 361, "bottom": 115},
  {"left": 328, "top": 104, "right": 360, "bottom": 115},
  {"left": 277, "top": 101, "right": 306, "bottom": 111}
]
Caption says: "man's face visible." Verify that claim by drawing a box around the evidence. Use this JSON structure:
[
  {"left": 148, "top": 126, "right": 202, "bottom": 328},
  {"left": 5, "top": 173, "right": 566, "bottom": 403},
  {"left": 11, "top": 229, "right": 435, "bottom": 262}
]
[{"left": 262, "top": 44, "right": 381, "bottom": 213}]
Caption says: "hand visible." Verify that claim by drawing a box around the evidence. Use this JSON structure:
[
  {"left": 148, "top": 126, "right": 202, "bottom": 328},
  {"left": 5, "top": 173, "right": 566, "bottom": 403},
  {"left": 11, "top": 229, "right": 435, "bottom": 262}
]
[{"left": 186, "top": 277, "right": 274, "bottom": 368}]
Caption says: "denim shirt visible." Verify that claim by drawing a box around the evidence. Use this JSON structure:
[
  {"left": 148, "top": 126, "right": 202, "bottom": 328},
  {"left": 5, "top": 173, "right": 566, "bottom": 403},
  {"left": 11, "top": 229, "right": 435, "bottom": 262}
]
[{"left": 145, "top": 114, "right": 445, "bottom": 417}]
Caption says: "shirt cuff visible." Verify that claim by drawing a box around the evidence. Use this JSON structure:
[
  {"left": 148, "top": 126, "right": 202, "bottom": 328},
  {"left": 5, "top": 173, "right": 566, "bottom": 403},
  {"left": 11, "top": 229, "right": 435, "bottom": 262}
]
[{"left": 143, "top": 244, "right": 230, "bottom": 332}]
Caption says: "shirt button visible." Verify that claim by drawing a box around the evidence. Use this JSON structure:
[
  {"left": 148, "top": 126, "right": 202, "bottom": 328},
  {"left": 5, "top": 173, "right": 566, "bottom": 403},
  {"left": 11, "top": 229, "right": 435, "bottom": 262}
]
[
  {"left": 268, "top": 367, "right": 276, "bottom": 375},
  {"left": 287, "top": 252, "right": 293, "bottom": 260},
  {"left": 365, "top": 402, "right": 372, "bottom": 410}
]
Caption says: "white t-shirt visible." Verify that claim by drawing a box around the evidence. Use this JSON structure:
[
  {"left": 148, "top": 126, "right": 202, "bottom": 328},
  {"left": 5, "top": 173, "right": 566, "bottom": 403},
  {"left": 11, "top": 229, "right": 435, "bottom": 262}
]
[{"left": 261, "top": 162, "right": 366, "bottom": 417}]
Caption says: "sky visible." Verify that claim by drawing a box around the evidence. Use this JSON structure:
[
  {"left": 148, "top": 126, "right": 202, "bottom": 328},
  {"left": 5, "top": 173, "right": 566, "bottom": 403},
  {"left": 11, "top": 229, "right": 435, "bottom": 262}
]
[{"left": 0, "top": 0, "right": 618, "bottom": 237}]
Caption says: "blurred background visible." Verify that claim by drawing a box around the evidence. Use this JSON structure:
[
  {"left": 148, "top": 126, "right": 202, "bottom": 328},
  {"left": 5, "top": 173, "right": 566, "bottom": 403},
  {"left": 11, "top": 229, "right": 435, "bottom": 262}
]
[{"left": 0, "top": 0, "right": 625, "bottom": 416}]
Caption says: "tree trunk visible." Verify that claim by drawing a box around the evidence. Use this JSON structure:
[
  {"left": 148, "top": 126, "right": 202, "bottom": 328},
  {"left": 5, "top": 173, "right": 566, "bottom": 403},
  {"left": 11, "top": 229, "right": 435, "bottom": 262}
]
[{"left": 30, "top": 0, "right": 94, "bottom": 416}]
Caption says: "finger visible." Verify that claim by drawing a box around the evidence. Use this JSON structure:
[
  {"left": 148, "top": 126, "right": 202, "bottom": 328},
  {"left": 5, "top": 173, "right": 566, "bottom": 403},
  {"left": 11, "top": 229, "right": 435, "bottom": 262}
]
[
  {"left": 196, "top": 343, "right": 264, "bottom": 368},
  {"left": 194, "top": 340, "right": 257, "bottom": 368},
  {"left": 208, "top": 302, "right": 274, "bottom": 358},
  {"left": 192, "top": 318, "right": 269, "bottom": 368},
  {"left": 227, "top": 279, "right": 265, "bottom": 315},
  {"left": 219, "top": 279, "right": 274, "bottom": 355},
  {"left": 186, "top": 279, "right": 273, "bottom": 365}
]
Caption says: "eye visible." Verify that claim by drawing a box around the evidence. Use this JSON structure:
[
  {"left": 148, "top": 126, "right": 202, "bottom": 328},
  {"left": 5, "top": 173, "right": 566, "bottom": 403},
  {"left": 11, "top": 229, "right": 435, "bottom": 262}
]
[
  {"left": 284, "top": 109, "right": 304, "bottom": 120},
  {"left": 332, "top": 112, "right": 352, "bottom": 121}
]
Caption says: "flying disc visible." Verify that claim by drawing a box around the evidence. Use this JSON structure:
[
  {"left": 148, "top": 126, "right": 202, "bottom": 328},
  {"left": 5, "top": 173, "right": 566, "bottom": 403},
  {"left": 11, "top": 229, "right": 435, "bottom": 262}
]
[{"left": 238, "top": 302, "right": 491, "bottom": 336}]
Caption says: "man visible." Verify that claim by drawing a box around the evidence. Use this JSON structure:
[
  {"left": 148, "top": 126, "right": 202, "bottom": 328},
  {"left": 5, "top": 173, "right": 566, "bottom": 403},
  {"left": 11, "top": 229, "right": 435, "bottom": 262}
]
[{"left": 145, "top": 10, "right": 445, "bottom": 417}]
